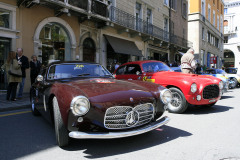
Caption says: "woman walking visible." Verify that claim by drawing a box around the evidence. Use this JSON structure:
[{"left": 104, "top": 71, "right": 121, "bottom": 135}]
[{"left": 1, "top": 51, "right": 22, "bottom": 101}]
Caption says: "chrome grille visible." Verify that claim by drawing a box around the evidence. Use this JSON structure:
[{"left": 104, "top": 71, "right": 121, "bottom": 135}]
[
  {"left": 203, "top": 84, "right": 219, "bottom": 99},
  {"left": 104, "top": 103, "right": 154, "bottom": 129}
]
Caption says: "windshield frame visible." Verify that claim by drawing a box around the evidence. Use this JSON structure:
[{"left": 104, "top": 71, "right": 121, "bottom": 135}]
[{"left": 46, "top": 63, "right": 113, "bottom": 80}]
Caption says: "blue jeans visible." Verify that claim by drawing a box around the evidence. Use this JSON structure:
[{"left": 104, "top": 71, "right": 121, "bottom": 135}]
[{"left": 18, "top": 77, "right": 25, "bottom": 98}]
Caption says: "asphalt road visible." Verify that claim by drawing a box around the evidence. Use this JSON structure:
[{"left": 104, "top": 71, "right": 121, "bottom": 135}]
[{"left": 0, "top": 89, "right": 240, "bottom": 160}]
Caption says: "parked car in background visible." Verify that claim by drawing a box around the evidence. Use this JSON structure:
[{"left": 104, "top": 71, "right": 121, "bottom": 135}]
[
  {"left": 202, "top": 69, "right": 229, "bottom": 94},
  {"left": 30, "top": 61, "right": 171, "bottom": 147},
  {"left": 225, "top": 67, "right": 240, "bottom": 88},
  {"left": 114, "top": 60, "right": 223, "bottom": 114}
]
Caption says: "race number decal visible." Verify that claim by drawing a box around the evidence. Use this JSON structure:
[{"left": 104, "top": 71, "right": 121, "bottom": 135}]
[
  {"left": 143, "top": 76, "right": 147, "bottom": 81},
  {"left": 74, "top": 64, "right": 84, "bottom": 70}
]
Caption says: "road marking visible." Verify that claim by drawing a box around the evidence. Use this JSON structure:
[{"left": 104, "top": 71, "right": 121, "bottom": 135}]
[{"left": 0, "top": 110, "right": 31, "bottom": 118}]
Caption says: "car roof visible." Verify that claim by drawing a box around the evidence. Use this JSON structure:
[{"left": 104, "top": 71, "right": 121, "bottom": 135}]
[{"left": 47, "top": 61, "right": 98, "bottom": 67}]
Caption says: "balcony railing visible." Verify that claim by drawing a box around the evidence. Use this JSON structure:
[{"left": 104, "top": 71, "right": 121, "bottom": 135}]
[
  {"left": 171, "top": 34, "right": 193, "bottom": 49},
  {"left": 68, "top": 0, "right": 107, "bottom": 17},
  {"left": 17, "top": 0, "right": 108, "bottom": 18},
  {"left": 68, "top": 0, "right": 88, "bottom": 10},
  {"left": 110, "top": 6, "right": 169, "bottom": 42}
]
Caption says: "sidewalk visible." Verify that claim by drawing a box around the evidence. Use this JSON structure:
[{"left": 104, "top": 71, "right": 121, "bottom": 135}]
[{"left": 0, "top": 91, "right": 30, "bottom": 112}]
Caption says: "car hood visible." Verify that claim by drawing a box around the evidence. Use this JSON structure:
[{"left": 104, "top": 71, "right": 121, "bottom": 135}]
[
  {"left": 152, "top": 71, "right": 220, "bottom": 84},
  {"left": 64, "top": 78, "right": 157, "bottom": 104}
]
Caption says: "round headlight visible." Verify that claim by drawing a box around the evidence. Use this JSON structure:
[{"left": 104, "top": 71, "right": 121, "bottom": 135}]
[
  {"left": 191, "top": 83, "right": 197, "bottom": 93},
  {"left": 219, "top": 81, "right": 224, "bottom": 90},
  {"left": 160, "top": 89, "right": 172, "bottom": 104},
  {"left": 70, "top": 96, "right": 90, "bottom": 116}
]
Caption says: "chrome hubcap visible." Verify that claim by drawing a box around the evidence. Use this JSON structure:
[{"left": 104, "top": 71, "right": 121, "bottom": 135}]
[{"left": 171, "top": 92, "right": 182, "bottom": 108}]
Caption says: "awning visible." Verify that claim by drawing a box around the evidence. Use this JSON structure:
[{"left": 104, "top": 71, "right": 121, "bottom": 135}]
[{"left": 104, "top": 35, "right": 143, "bottom": 57}]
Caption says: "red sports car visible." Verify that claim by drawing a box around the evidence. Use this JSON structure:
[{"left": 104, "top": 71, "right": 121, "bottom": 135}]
[{"left": 114, "top": 60, "right": 223, "bottom": 113}]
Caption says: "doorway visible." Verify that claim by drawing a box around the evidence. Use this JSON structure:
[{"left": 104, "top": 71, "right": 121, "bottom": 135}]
[
  {"left": 0, "top": 37, "right": 11, "bottom": 90},
  {"left": 83, "top": 38, "right": 96, "bottom": 62}
]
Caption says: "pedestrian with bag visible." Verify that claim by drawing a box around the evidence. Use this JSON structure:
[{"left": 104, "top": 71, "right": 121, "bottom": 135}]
[
  {"left": 30, "top": 55, "right": 41, "bottom": 85},
  {"left": 181, "top": 48, "right": 197, "bottom": 74},
  {"left": 16, "top": 48, "right": 29, "bottom": 99},
  {"left": 1, "top": 51, "right": 22, "bottom": 101}
]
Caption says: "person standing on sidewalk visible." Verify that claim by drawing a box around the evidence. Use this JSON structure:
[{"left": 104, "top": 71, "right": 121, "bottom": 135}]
[
  {"left": 16, "top": 48, "right": 29, "bottom": 99},
  {"left": 1, "top": 51, "right": 22, "bottom": 101},
  {"left": 30, "top": 55, "right": 41, "bottom": 85},
  {"left": 181, "top": 48, "right": 197, "bottom": 74}
]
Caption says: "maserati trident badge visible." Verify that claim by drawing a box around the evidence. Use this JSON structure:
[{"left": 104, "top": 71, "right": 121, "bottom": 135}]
[{"left": 125, "top": 111, "right": 139, "bottom": 127}]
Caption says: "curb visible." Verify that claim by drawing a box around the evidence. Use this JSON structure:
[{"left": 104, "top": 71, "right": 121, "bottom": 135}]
[{"left": 0, "top": 105, "right": 29, "bottom": 112}]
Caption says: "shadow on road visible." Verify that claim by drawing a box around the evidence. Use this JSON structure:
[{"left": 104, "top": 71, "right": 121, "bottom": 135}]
[
  {"left": 220, "top": 95, "right": 234, "bottom": 100},
  {"left": 64, "top": 125, "right": 192, "bottom": 158},
  {"left": 184, "top": 105, "right": 233, "bottom": 115}
]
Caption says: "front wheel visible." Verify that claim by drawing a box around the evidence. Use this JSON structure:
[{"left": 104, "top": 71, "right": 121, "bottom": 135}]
[
  {"left": 53, "top": 96, "right": 69, "bottom": 147},
  {"left": 229, "top": 78, "right": 237, "bottom": 89},
  {"left": 168, "top": 87, "right": 188, "bottom": 114}
]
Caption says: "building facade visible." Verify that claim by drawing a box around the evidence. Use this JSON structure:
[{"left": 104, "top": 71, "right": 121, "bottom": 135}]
[
  {"left": 0, "top": 0, "right": 191, "bottom": 92},
  {"left": 169, "top": 0, "right": 189, "bottom": 64},
  {"left": 188, "top": 0, "right": 224, "bottom": 69},
  {"left": 223, "top": 0, "right": 240, "bottom": 69}
]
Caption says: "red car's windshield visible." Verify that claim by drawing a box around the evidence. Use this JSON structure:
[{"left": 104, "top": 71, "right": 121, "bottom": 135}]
[{"left": 142, "top": 62, "right": 171, "bottom": 73}]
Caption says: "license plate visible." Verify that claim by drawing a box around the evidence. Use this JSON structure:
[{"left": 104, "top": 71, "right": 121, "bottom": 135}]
[{"left": 209, "top": 99, "right": 216, "bottom": 103}]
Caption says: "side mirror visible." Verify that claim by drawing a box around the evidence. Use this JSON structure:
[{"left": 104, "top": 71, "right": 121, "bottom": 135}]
[{"left": 36, "top": 75, "right": 43, "bottom": 82}]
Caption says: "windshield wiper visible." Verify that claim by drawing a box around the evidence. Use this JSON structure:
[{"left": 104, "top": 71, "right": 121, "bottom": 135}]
[{"left": 76, "top": 73, "right": 91, "bottom": 77}]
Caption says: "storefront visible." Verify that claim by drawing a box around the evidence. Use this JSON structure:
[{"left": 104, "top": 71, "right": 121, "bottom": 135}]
[
  {"left": 104, "top": 35, "right": 142, "bottom": 72},
  {"left": 0, "top": 2, "right": 17, "bottom": 91},
  {"left": 0, "top": 37, "right": 11, "bottom": 90},
  {"left": 38, "top": 22, "right": 72, "bottom": 66}
]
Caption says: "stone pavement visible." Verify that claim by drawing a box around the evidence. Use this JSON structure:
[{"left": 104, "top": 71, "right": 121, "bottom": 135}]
[{"left": 0, "top": 91, "right": 30, "bottom": 112}]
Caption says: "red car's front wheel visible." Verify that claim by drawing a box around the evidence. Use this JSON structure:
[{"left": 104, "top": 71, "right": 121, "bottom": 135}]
[{"left": 168, "top": 87, "right": 188, "bottom": 114}]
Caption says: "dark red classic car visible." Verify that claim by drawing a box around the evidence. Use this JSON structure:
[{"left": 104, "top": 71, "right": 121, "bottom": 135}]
[
  {"left": 114, "top": 60, "right": 223, "bottom": 114},
  {"left": 30, "top": 61, "right": 171, "bottom": 147}
]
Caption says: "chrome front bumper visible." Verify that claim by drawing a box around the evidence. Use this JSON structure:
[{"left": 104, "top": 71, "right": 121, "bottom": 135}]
[{"left": 69, "top": 116, "right": 170, "bottom": 139}]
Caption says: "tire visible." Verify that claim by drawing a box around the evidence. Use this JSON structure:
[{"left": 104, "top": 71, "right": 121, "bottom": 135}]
[
  {"left": 30, "top": 89, "right": 40, "bottom": 116},
  {"left": 53, "top": 96, "right": 69, "bottom": 147},
  {"left": 168, "top": 87, "right": 188, "bottom": 114},
  {"left": 229, "top": 78, "right": 237, "bottom": 89}
]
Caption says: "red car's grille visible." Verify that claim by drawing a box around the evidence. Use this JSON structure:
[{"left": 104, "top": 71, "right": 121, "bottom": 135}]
[
  {"left": 104, "top": 103, "right": 154, "bottom": 129},
  {"left": 203, "top": 84, "right": 219, "bottom": 99}
]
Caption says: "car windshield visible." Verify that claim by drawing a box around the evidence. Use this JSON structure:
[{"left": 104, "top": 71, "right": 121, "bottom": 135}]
[
  {"left": 225, "top": 68, "right": 237, "bottom": 74},
  {"left": 142, "top": 62, "right": 171, "bottom": 73},
  {"left": 47, "top": 64, "right": 112, "bottom": 80}
]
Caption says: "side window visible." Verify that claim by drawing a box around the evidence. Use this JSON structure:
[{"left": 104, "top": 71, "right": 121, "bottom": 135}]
[
  {"left": 125, "top": 65, "right": 142, "bottom": 74},
  {"left": 116, "top": 66, "right": 126, "bottom": 75}
]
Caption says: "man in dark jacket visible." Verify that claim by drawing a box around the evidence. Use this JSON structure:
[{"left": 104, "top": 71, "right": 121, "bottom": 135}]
[{"left": 16, "top": 48, "right": 29, "bottom": 98}]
